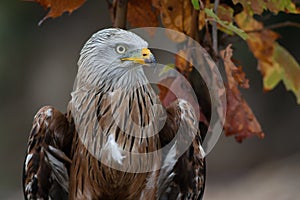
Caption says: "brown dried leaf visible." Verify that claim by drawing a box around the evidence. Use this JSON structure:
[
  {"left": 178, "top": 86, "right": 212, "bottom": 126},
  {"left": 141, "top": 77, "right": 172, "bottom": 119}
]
[
  {"left": 217, "top": 4, "right": 234, "bottom": 23},
  {"left": 30, "top": 0, "right": 86, "bottom": 24},
  {"left": 127, "top": 0, "right": 159, "bottom": 29},
  {"left": 235, "top": 11, "right": 279, "bottom": 64},
  {"left": 158, "top": 76, "right": 209, "bottom": 125},
  {"left": 153, "top": 0, "right": 193, "bottom": 42},
  {"left": 197, "top": 0, "right": 207, "bottom": 30},
  {"left": 221, "top": 44, "right": 264, "bottom": 142},
  {"left": 215, "top": 4, "right": 235, "bottom": 34},
  {"left": 224, "top": 84, "right": 264, "bottom": 142},
  {"left": 232, "top": 66, "right": 249, "bottom": 89}
]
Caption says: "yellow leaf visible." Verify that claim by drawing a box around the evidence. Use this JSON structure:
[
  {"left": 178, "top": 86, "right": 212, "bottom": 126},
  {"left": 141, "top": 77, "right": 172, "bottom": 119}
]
[
  {"left": 273, "top": 43, "right": 300, "bottom": 103},
  {"left": 261, "top": 61, "right": 282, "bottom": 91},
  {"left": 232, "top": 0, "right": 298, "bottom": 15},
  {"left": 266, "top": 0, "right": 298, "bottom": 14}
]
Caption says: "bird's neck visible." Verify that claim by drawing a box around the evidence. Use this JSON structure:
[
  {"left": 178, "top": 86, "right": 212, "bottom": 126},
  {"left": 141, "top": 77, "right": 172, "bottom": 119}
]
[
  {"left": 75, "top": 64, "right": 149, "bottom": 91},
  {"left": 70, "top": 68, "right": 164, "bottom": 146}
]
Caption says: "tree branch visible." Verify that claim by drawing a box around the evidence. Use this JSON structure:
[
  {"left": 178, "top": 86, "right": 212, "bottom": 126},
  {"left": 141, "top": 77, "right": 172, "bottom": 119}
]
[
  {"left": 212, "top": 0, "right": 220, "bottom": 55},
  {"left": 245, "top": 21, "right": 300, "bottom": 33},
  {"left": 114, "top": 0, "right": 128, "bottom": 29}
]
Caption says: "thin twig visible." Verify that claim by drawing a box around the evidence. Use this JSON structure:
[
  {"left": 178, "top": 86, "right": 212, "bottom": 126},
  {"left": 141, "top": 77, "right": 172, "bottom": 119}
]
[
  {"left": 245, "top": 21, "right": 300, "bottom": 33},
  {"left": 114, "top": 0, "right": 128, "bottom": 29},
  {"left": 212, "top": 0, "right": 220, "bottom": 55}
]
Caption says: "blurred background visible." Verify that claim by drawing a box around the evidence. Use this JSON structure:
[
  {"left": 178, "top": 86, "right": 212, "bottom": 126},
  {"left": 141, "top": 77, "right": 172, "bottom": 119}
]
[{"left": 0, "top": 0, "right": 299, "bottom": 199}]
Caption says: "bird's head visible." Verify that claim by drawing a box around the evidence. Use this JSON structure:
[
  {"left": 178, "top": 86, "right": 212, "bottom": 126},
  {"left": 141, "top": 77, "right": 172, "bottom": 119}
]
[{"left": 77, "top": 28, "right": 156, "bottom": 88}]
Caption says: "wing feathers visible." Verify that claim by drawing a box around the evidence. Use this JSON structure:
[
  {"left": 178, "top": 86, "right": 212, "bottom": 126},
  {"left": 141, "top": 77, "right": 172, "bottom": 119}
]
[
  {"left": 158, "top": 100, "right": 206, "bottom": 200},
  {"left": 23, "top": 106, "right": 73, "bottom": 200}
]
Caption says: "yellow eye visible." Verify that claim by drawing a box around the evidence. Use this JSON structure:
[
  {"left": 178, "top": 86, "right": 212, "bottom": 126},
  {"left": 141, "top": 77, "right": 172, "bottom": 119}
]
[{"left": 116, "top": 45, "right": 127, "bottom": 54}]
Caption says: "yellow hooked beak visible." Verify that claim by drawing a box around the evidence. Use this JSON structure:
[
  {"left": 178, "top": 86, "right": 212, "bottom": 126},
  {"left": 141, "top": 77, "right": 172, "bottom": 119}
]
[{"left": 121, "top": 48, "right": 156, "bottom": 64}]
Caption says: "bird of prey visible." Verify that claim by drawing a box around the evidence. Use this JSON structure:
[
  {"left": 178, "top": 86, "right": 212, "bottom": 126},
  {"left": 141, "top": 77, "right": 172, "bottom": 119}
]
[{"left": 22, "top": 28, "right": 206, "bottom": 200}]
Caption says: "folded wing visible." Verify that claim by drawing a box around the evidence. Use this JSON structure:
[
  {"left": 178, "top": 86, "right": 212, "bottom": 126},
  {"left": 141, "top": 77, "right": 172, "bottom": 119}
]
[
  {"left": 22, "top": 106, "right": 74, "bottom": 200},
  {"left": 158, "top": 99, "right": 206, "bottom": 200}
]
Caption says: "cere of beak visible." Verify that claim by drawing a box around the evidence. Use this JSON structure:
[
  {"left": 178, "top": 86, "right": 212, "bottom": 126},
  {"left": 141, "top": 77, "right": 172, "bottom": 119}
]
[{"left": 121, "top": 48, "right": 156, "bottom": 64}]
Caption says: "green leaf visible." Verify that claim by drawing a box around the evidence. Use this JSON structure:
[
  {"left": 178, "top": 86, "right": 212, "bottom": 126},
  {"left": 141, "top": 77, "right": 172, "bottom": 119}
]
[
  {"left": 262, "top": 62, "right": 282, "bottom": 91},
  {"left": 191, "top": 0, "right": 200, "bottom": 10},
  {"left": 274, "top": 43, "right": 300, "bottom": 104},
  {"left": 204, "top": 8, "right": 248, "bottom": 40},
  {"left": 263, "top": 43, "right": 300, "bottom": 104}
]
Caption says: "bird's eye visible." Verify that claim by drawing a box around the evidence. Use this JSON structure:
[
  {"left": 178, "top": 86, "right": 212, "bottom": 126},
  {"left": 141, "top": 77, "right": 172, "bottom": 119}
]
[{"left": 115, "top": 45, "right": 127, "bottom": 54}]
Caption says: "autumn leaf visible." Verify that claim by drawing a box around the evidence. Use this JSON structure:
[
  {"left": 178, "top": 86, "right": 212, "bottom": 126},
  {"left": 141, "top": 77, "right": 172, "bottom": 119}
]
[
  {"left": 158, "top": 76, "right": 209, "bottom": 125},
  {"left": 235, "top": 11, "right": 300, "bottom": 104},
  {"left": 266, "top": 0, "right": 299, "bottom": 14},
  {"left": 175, "top": 49, "right": 193, "bottom": 75},
  {"left": 221, "top": 44, "right": 264, "bottom": 142},
  {"left": 153, "top": 0, "right": 194, "bottom": 42},
  {"left": 127, "top": 0, "right": 159, "bottom": 30},
  {"left": 235, "top": 11, "right": 279, "bottom": 61},
  {"left": 29, "top": 0, "right": 86, "bottom": 24},
  {"left": 216, "top": 4, "right": 234, "bottom": 23},
  {"left": 263, "top": 43, "right": 300, "bottom": 103},
  {"left": 232, "top": 0, "right": 298, "bottom": 15},
  {"left": 198, "top": 9, "right": 206, "bottom": 30}
]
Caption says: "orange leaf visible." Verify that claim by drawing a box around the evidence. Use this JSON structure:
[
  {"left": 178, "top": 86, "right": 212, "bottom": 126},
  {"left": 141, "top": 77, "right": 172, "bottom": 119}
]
[
  {"left": 29, "top": 0, "right": 86, "bottom": 24},
  {"left": 175, "top": 50, "right": 193, "bottom": 75},
  {"left": 221, "top": 44, "right": 264, "bottom": 142},
  {"left": 235, "top": 11, "right": 279, "bottom": 63},
  {"left": 127, "top": 0, "right": 159, "bottom": 30},
  {"left": 198, "top": 9, "right": 206, "bottom": 30}
]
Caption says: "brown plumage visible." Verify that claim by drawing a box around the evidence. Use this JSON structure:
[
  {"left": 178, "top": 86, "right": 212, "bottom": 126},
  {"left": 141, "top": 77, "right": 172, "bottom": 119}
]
[{"left": 22, "top": 28, "right": 205, "bottom": 200}]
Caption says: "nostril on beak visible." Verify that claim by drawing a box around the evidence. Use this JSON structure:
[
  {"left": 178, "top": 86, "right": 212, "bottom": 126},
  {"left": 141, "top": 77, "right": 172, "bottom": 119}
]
[{"left": 142, "top": 48, "right": 151, "bottom": 58}]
